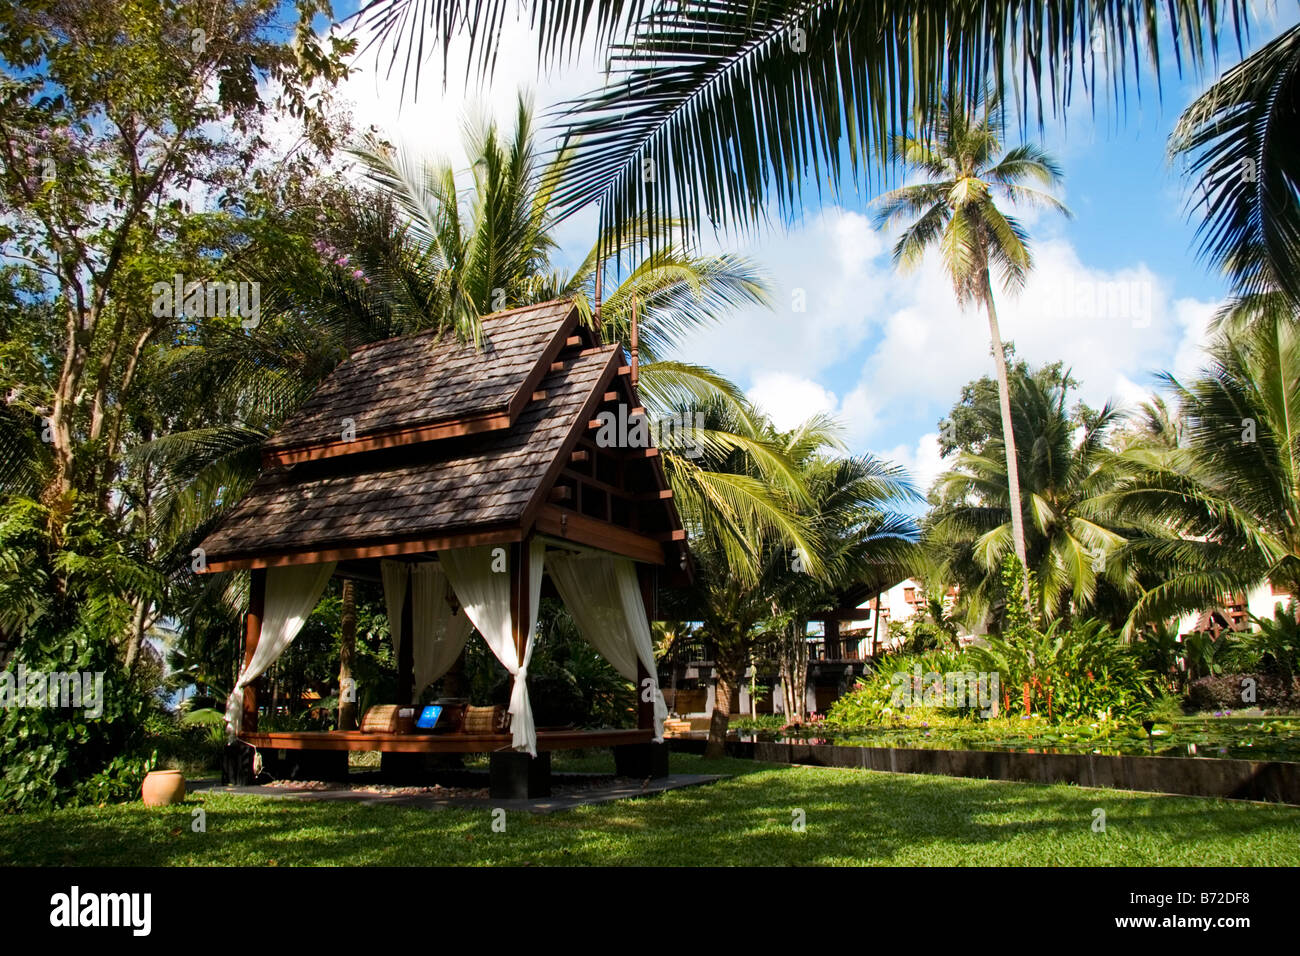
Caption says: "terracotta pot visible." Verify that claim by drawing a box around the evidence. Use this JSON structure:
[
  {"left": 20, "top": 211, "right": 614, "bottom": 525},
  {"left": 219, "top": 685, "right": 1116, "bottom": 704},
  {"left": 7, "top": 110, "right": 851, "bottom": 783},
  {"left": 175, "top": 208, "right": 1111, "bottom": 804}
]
[{"left": 141, "top": 769, "right": 186, "bottom": 807}]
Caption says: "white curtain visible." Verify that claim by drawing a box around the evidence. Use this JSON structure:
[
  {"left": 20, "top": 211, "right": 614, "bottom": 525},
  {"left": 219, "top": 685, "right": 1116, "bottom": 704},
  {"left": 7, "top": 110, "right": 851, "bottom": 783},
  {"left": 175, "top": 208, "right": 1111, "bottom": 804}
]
[
  {"left": 382, "top": 560, "right": 474, "bottom": 703},
  {"left": 226, "top": 561, "right": 337, "bottom": 735},
  {"left": 547, "top": 553, "right": 667, "bottom": 741},
  {"left": 411, "top": 562, "right": 474, "bottom": 699},
  {"left": 381, "top": 558, "right": 408, "bottom": 663},
  {"left": 441, "top": 539, "right": 544, "bottom": 755}
]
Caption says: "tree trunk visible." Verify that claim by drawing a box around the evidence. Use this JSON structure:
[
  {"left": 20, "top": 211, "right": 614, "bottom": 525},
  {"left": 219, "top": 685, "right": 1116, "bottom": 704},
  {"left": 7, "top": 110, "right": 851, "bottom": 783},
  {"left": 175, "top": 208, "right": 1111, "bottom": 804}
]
[
  {"left": 704, "top": 669, "right": 733, "bottom": 759},
  {"left": 982, "top": 269, "right": 1031, "bottom": 607},
  {"left": 779, "top": 619, "right": 809, "bottom": 725},
  {"left": 337, "top": 578, "right": 358, "bottom": 730}
]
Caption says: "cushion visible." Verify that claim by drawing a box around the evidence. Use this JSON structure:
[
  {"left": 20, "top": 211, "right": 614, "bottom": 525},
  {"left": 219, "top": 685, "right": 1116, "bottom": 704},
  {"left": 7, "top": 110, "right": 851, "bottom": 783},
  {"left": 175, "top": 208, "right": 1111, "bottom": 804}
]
[
  {"left": 462, "top": 704, "right": 510, "bottom": 734},
  {"left": 360, "top": 705, "right": 417, "bottom": 734}
]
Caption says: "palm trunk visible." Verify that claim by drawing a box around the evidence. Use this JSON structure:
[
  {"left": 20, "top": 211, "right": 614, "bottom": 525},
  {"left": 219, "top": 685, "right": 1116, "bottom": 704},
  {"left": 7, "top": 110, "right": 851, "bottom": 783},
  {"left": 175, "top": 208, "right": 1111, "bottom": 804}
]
[
  {"left": 982, "top": 270, "right": 1031, "bottom": 607},
  {"left": 337, "top": 579, "right": 358, "bottom": 730},
  {"left": 704, "top": 669, "right": 733, "bottom": 759}
]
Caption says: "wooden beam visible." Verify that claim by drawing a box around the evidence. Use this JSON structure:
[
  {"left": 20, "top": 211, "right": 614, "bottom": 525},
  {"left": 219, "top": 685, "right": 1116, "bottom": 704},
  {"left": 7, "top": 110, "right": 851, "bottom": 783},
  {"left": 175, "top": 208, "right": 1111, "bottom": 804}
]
[
  {"left": 264, "top": 411, "right": 512, "bottom": 467},
  {"left": 531, "top": 389, "right": 547, "bottom": 401},
  {"left": 535, "top": 505, "right": 665, "bottom": 564},
  {"left": 653, "top": 529, "right": 686, "bottom": 542},
  {"left": 637, "top": 489, "right": 673, "bottom": 501},
  {"left": 548, "top": 485, "right": 573, "bottom": 502},
  {"left": 550, "top": 361, "right": 564, "bottom": 372},
  {"left": 242, "top": 568, "right": 267, "bottom": 732},
  {"left": 565, "top": 335, "right": 582, "bottom": 346},
  {"left": 569, "top": 449, "right": 589, "bottom": 464},
  {"left": 603, "top": 391, "right": 618, "bottom": 402},
  {"left": 203, "top": 526, "right": 522, "bottom": 573}
]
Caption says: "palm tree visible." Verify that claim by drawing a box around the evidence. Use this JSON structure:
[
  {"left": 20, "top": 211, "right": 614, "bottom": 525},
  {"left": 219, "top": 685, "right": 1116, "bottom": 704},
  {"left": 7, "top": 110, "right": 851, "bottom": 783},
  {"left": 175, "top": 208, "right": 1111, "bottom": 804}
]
[
  {"left": 873, "top": 91, "right": 1070, "bottom": 603},
  {"left": 761, "top": 442, "right": 920, "bottom": 724},
  {"left": 926, "top": 364, "right": 1137, "bottom": 629},
  {"left": 352, "top": 1, "right": 1243, "bottom": 244},
  {"left": 1170, "top": 23, "right": 1300, "bottom": 307},
  {"left": 665, "top": 403, "right": 917, "bottom": 754},
  {"left": 1102, "top": 314, "right": 1300, "bottom": 629}
]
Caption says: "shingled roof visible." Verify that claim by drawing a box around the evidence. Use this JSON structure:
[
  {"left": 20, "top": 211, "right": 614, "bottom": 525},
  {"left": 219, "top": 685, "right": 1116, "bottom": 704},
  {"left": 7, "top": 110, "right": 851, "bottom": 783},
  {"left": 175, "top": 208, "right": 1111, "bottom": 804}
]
[
  {"left": 263, "top": 299, "right": 580, "bottom": 465},
  {"left": 198, "top": 299, "right": 687, "bottom": 573}
]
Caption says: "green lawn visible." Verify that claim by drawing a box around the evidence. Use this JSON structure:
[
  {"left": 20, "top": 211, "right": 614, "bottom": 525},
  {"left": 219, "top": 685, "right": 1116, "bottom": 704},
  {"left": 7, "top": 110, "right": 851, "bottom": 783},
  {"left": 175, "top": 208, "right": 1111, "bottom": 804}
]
[{"left": 4, "top": 753, "right": 1298, "bottom": 866}]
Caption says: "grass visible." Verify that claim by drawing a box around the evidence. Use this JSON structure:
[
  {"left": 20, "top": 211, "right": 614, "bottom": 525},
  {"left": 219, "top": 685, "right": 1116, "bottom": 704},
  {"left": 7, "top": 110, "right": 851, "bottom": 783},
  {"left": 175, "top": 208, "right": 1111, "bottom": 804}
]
[{"left": 3, "top": 752, "right": 1298, "bottom": 866}]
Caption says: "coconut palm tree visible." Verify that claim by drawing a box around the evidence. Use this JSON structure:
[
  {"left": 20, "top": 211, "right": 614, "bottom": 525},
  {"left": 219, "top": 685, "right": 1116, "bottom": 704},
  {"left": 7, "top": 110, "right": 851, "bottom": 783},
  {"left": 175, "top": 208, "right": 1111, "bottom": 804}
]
[
  {"left": 926, "top": 363, "right": 1138, "bottom": 629},
  {"left": 760, "top": 441, "right": 920, "bottom": 724},
  {"left": 352, "top": 1, "right": 1244, "bottom": 244},
  {"left": 873, "top": 90, "right": 1070, "bottom": 603},
  {"left": 664, "top": 402, "right": 916, "bottom": 755},
  {"left": 1103, "top": 314, "right": 1300, "bottom": 629},
  {"left": 1170, "top": 23, "right": 1300, "bottom": 307}
]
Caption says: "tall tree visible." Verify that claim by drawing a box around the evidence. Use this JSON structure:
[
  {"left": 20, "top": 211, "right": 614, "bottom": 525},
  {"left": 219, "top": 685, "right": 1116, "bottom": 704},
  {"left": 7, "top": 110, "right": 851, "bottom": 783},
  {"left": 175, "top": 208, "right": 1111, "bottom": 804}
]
[
  {"left": 0, "top": 0, "right": 350, "bottom": 502},
  {"left": 926, "top": 363, "right": 1138, "bottom": 629},
  {"left": 873, "top": 91, "right": 1070, "bottom": 604}
]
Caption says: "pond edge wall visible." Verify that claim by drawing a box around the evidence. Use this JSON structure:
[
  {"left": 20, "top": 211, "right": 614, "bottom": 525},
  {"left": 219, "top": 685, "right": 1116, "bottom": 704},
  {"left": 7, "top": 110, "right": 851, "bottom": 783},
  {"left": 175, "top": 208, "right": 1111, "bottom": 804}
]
[{"left": 668, "top": 738, "right": 1300, "bottom": 806}]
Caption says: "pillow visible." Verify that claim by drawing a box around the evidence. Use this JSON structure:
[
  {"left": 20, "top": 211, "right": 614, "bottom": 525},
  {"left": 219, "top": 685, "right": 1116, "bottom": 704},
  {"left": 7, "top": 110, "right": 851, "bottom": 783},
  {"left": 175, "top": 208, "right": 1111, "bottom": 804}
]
[
  {"left": 462, "top": 704, "right": 510, "bottom": 734},
  {"left": 360, "top": 705, "right": 417, "bottom": 734}
]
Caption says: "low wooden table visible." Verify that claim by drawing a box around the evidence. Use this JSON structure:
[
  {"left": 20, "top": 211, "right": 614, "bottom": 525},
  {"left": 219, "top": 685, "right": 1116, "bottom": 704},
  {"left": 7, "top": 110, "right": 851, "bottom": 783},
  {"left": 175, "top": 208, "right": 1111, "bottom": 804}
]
[
  {"left": 239, "top": 727, "right": 653, "bottom": 753},
  {"left": 226, "top": 728, "right": 664, "bottom": 798}
]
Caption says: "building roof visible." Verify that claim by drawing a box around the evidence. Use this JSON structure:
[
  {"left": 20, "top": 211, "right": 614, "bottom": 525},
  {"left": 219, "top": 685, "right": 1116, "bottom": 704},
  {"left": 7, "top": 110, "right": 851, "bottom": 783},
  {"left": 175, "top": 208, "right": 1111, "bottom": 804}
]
[
  {"left": 263, "top": 299, "right": 579, "bottom": 465},
  {"left": 197, "top": 299, "right": 687, "bottom": 573}
]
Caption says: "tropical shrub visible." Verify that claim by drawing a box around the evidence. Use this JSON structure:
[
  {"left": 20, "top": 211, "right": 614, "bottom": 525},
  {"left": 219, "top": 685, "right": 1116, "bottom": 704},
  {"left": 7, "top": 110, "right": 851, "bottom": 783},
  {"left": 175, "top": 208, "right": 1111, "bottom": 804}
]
[
  {"left": 825, "top": 648, "right": 967, "bottom": 728},
  {"left": 0, "top": 627, "right": 161, "bottom": 812},
  {"left": 0, "top": 498, "right": 166, "bottom": 812}
]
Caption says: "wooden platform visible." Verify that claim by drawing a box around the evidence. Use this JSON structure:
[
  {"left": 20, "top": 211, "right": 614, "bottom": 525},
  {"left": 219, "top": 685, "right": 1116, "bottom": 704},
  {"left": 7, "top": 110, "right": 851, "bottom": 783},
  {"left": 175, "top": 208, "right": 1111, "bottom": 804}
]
[{"left": 240, "top": 727, "right": 654, "bottom": 754}]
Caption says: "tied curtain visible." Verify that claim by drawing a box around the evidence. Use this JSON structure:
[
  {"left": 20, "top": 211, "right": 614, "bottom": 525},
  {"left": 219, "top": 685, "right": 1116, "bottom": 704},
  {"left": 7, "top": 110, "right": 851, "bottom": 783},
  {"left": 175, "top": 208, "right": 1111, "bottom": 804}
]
[
  {"left": 440, "top": 540, "right": 544, "bottom": 756},
  {"left": 547, "top": 553, "right": 667, "bottom": 741},
  {"left": 380, "top": 560, "right": 475, "bottom": 703},
  {"left": 225, "top": 561, "right": 337, "bottom": 735}
]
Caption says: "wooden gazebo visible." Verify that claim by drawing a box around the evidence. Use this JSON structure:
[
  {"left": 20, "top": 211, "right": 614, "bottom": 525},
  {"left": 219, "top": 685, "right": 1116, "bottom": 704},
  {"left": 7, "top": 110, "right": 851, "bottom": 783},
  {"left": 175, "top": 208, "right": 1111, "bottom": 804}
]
[{"left": 198, "top": 299, "right": 689, "bottom": 797}]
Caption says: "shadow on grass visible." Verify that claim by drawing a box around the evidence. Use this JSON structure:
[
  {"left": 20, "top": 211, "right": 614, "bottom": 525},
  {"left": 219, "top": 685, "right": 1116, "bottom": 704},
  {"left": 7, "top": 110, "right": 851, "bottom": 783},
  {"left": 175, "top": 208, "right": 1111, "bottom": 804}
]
[{"left": 2, "top": 752, "right": 1298, "bottom": 866}]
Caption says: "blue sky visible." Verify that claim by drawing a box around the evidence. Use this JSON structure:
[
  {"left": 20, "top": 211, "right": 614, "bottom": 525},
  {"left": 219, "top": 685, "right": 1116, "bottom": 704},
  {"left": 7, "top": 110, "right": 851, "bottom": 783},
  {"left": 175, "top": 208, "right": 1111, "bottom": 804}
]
[{"left": 321, "top": 2, "right": 1297, "bottom": 497}]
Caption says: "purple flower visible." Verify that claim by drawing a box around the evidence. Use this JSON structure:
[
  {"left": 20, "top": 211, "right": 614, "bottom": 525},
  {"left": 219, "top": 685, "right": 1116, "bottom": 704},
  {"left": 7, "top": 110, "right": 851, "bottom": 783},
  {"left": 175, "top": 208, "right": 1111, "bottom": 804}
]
[{"left": 352, "top": 269, "right": 364, "bottom": 279}]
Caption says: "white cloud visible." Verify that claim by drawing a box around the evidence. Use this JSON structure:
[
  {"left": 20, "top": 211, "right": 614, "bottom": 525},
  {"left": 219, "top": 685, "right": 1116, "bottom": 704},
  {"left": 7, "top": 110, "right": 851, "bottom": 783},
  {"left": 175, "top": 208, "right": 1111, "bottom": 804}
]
[
  {"left": 747, "top": 372, "right": 838, "bottom": 432},
  {"left": 682, "top": 207, "right": 893, "bottom": 380},
  {"left": 835, "top": 238, "right": 1223, "bottom": 445}
]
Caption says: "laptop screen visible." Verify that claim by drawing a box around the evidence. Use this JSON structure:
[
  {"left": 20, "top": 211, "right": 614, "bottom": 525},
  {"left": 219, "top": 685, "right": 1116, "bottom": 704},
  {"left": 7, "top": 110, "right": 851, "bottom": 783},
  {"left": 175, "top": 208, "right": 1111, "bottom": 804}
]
[{"left": 415, "top": 705, "right": 443, "bottom": 729}]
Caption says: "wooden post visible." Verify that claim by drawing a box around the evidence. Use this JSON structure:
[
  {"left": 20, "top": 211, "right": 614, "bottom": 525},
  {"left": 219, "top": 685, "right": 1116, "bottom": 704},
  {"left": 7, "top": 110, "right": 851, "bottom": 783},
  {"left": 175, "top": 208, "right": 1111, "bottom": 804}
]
[
  {"left": 629, "top": 295, "right": 639, "bottom": 388},
  {"left": 593, "top": 255, "right": 603, "bottom": 336},
  {"left": 397, "top": 565, "right": 415, "bottom": 704},
  {"left": 242, "top": 568, "right": 266, "bottom": 732}
]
